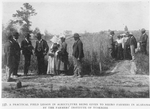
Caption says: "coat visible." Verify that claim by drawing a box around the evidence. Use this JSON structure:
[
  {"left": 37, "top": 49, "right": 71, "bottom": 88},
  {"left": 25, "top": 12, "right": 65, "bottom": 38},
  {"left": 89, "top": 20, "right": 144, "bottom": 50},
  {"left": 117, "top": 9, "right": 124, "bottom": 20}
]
[
  {"left": 12, "top": 38, "right": 21, "bottom": 58},
  {"left": 4, "top": 40, "right": 14, "bottom": 68},
  {"left": 140, "top": 33, "right": 148, "bottom": 46},
  {"left": 21, "top": 39, "right": 34, "bottom": 56},
  {"left": 72, "top": 39, "right": 84, "bottom": 59},
  {"left": 130, "top": 36, "right": 137, "bottom": 48},
  {"left": 35, "top": 39, "right": 49, "bottom": 56},
  {"left": 108, "top": 35, "right": 114, "bottom": 49}
]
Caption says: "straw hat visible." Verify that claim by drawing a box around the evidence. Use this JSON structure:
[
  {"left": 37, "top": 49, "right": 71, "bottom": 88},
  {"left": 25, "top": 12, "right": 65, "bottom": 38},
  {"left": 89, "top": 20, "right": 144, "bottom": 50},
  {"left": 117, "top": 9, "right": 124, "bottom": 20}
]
[{"left": 50, "top": 35, "right": 59, "bottom": 43}]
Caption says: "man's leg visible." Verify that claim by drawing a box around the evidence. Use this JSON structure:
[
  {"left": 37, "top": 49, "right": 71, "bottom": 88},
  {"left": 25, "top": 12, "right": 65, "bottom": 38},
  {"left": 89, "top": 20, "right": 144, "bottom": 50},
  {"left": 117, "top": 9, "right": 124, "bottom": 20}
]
[
  {"left": 77, "top": 59, "right": 83, "bottom": 77},
  {"left": 37, "top": 56, "right": 41, "bottom": 75},
  {"left": 73, "top": 57, "right": 78, "bottom": 76},
  {"left": 24, "top": 55, "right": 31, "bottom": 75}
]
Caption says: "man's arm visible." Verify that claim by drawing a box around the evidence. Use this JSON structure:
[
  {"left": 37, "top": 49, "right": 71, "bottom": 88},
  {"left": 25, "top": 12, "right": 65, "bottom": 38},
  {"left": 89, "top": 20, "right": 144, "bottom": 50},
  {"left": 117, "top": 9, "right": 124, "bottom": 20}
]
[{"left": 78, "top": 41, "right": 83, "bottom": 60}]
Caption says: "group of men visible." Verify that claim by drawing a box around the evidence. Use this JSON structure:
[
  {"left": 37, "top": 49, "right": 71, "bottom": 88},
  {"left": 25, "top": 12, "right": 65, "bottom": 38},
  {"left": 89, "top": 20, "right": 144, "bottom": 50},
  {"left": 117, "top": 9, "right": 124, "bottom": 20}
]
[
  {"left": 4, "top": 32, "right": 84, "bottom": 81},
  {"left": 108, "top": 28, "right": 148, "bottom": 61}
]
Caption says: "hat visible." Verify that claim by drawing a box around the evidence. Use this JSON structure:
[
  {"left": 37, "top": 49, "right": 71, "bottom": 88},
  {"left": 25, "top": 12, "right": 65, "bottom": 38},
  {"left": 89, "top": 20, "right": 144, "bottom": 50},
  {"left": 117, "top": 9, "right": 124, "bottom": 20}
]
[
  {"left": 25, "top": 33, "right": 31, "bottom": 38},
  {"left": 59, "top": 34, "right": 66, "bottom": 39},
  {"left": 50, "top": 35, "right": 59, "bottom": 43},
  {"left": 36, "top": 33, "right": 42, "bottom": 37},
  {"left": 141, "top": 28, "right": 146, "bottom": 33},
  {"left": 13, "top": 31, "right": 19, "bottom": 36},
  {"left": 73, "top": 33, "right": 80, "bottom": 38},
  {"left": 129, "top": 32, "right": 133, "bottom": 36},
  {"left": 110, "top": 31, "right": 114, "bottom": 35}
]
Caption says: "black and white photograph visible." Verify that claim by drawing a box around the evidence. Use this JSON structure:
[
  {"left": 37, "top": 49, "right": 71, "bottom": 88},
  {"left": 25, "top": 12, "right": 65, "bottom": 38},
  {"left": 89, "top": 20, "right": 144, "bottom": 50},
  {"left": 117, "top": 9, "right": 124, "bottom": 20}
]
[{"left": 1, "top": 0, "right": 149, "bottom": 101}]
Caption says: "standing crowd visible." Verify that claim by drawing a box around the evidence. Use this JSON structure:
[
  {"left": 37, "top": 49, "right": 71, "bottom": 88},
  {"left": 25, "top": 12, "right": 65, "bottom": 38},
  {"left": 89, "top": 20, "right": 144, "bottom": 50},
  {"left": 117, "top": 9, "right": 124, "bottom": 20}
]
[
  {"left": 108, "top": 28, "right": 148, "bottom": 61},
  {"left": 4, "top": 28, "right": 148, "bottom": 82},
  {"left": 4, "top": 32, "right": 84, "bottom": 82}
]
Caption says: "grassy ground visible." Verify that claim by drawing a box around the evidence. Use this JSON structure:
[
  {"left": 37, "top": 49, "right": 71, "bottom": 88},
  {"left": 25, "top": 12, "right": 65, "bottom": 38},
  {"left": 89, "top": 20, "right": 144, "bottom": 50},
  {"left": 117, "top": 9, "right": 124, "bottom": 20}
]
[
  {"left": 2, "top": 86, "right": 149, "bottom": 98},
  {"left": 135, "top": 53, "right": 149, "bottom": 75},
  {"left": 2, "top": 60, "right": 149, "bottom": 98}
]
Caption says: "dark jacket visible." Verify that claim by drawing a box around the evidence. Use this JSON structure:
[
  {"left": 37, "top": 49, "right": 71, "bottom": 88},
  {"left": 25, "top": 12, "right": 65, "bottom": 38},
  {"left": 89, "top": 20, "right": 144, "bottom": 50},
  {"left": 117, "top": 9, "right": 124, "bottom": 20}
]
[
  {"left": 21, "top": 39, "right": 34, "bottom": 55},
  {"left": 12, "top": 38, "right": 21, "bottom": 57},
  {"left": 72, "top": 39, "right": 84, "bottom": 59},
  {"left": 4, "top": 40, "right": 14, "bottom": 67},
  {"left": 35, "top": 39, "right": 49, "bottom": 56},
  {"left": 140, "top": 33, "right": 148, "bottom": 45},
  {"left": 130, "top": 36, "right": 137, "bottom": 48}
]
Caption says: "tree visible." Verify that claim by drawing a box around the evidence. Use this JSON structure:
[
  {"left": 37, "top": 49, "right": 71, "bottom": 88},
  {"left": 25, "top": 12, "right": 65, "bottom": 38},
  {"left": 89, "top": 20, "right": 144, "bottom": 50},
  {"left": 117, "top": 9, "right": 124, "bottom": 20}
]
[
  {"left": 12, "top": 3, "right": 37, "bottom": 36},
  {"left": 124, "top": 26, "right": 128, "bottom": 32},
  {"left": 2, "top": 20, "right": 17, "bottom": 43},
  {"left": 44, "top": 30, "right": 53, "bottom": 40}
]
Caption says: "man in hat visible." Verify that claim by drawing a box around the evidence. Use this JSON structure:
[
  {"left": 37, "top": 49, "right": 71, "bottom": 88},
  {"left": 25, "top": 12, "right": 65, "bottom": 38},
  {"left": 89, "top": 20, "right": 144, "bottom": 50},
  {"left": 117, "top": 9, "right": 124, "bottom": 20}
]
[
  {"left": 12, "top": 32, "right": 21, "bottom": 77},
  {"left": 108, "top": 31, "right": 115, "bottom": 59},
  {"left": 129, "top": 32, "right": 137, "bottom": 60},
  {"left": 21, "top": 33, "right": 34, "bottom": 76},
  {"left": 72, "top": 33, "right": 84, "bottom": 77},
  {"left": 35, "top": 33, "right": 49, "bottom": 75},
  {"left": 140, "top": 28, "right": 148, "bottom": 55},
  {"left": 4, "top": 35, "right": 14, "bottom": 81}
]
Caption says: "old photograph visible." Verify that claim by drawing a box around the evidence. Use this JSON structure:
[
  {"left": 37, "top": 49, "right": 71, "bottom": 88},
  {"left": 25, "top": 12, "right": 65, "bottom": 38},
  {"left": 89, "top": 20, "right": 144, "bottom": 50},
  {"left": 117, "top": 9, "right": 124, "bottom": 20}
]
[{"left": 1, "top": 0, "right": 149, "bottom": 98}]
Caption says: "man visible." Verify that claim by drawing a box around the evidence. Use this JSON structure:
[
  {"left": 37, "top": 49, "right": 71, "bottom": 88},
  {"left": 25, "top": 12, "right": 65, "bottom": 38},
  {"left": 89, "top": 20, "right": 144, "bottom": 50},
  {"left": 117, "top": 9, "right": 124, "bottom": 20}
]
[
  {"left": 12, "top": 32, "right": 21, "bottom": 77},
  {"left": 35, "top": 33, "right": 49, "bottom": 75},
  {"left": 21, "top": 33, "right": 34, "bottom": 76},
  {"left": 129, "top": 33, "right": 137, "bottom": 61},
  {"left": 4, "top": 35, "right": 14, "bottom": 81},
  {"left": 123, "top": 32, "right": 132, "bottom": 60},
  {"left": 140, "top": 28, "right": 148, "bottom": 55},
  {"left": 108, "top": 31, "right": 115, "bottom": 59},
  {"left": 72, "top": 33, "right": 84, "bottom": 77}
]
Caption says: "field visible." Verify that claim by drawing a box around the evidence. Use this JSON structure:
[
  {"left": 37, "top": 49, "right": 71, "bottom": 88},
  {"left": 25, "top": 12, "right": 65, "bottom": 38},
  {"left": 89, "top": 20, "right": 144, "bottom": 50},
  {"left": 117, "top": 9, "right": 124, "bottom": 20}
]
[{"left": 1, "top": 30, "right": 149, "bottom": 98}]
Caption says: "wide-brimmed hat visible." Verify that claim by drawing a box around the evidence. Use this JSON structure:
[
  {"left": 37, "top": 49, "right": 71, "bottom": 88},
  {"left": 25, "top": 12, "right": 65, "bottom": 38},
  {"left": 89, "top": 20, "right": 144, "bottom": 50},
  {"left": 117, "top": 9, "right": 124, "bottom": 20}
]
[
  {"left": 13, "top": 31, "right": 19, "bottom": 36},
  {"left": 141, "top": 28, "right": 146, "bottom": 33},
  {"left": 50, "top": 35, "right": 59, "bottom": 43},
  {"left": 73, "top": 33, "right": 81, "bottom": 38},
  {"left": 59, "top": 34, "right": 66, "bottom": 39},
  {"left": 129, "top": 32, "right": 133, "bottom": 36},
  {"left": 36, "top": 33, "right": 42, "bottom": 37},
  {"left": 110, "top": 31, "right": 114, "bottom": 35}
]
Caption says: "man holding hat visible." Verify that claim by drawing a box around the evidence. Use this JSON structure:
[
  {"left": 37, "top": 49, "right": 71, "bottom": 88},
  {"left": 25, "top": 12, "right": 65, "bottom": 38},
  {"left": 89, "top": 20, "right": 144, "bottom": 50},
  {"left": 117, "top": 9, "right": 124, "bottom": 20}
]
[
  {"left": 140, "top": 28, "right": 148, "bottom": 55},
  {"left": 35, "top": 33, "right": 49, "bottom": 75},
  {"left": 21, "top": 33, "right": 34, "bottom": 76},
  {"left": 12, "top": 32, "right": 21, "bottom": 77},
  {"left": 72, "top": 33, "right": 84, "bottom": 77}
]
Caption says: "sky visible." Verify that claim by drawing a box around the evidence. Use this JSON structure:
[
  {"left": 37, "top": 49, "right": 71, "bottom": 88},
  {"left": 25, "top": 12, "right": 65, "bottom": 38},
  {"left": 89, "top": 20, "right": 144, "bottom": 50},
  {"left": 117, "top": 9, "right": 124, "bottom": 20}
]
[{"left": 2, "top": 1, "right": 149, "bottom": 34}]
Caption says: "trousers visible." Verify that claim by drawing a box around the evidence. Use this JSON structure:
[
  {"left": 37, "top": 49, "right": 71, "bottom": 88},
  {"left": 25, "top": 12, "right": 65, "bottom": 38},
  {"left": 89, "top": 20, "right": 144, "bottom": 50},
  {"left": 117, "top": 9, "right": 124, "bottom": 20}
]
[
  {"left": 37, "top": 55, "right": 45, "bottom": 74},
  {"left": 24, "top": 55, "right": 31, "bottom": 75},
  {"left": 73, "top": 57, "right": 82, "bottom": 76}
]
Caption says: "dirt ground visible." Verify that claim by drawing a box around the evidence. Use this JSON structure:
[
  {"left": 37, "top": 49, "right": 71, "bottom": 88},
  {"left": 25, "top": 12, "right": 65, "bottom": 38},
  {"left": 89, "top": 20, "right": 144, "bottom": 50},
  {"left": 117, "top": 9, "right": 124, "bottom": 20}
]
[{"left": 1, "top": 60, "right": 149, "bottom": 98}]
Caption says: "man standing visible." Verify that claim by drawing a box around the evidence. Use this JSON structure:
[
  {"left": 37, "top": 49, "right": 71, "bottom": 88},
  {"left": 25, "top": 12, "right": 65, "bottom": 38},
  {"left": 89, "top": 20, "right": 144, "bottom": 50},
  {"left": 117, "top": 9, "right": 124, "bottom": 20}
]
[
  {"left": 4, "top": 35, "right": 14, "bottom": 81},
  {"left": 140, "top": 28, "right": 148, "bottom": 55},
  {"left": 12, "top": 32, "right": 21, "bottom": 77},
  {"left": 35, "top": 33, "right": 49, "bottom": 75},
  {"left": 72, "top": 33, "right": 84, "bottom": 77},
  {"left": 21, "top": 33, "right": 34, "bottom": 76},
  {"left": 129, "top": 33, "right": 137, "bottom": 61},
  {"left": 108, "top": 31, "right": 115, "bottom": 59}
]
